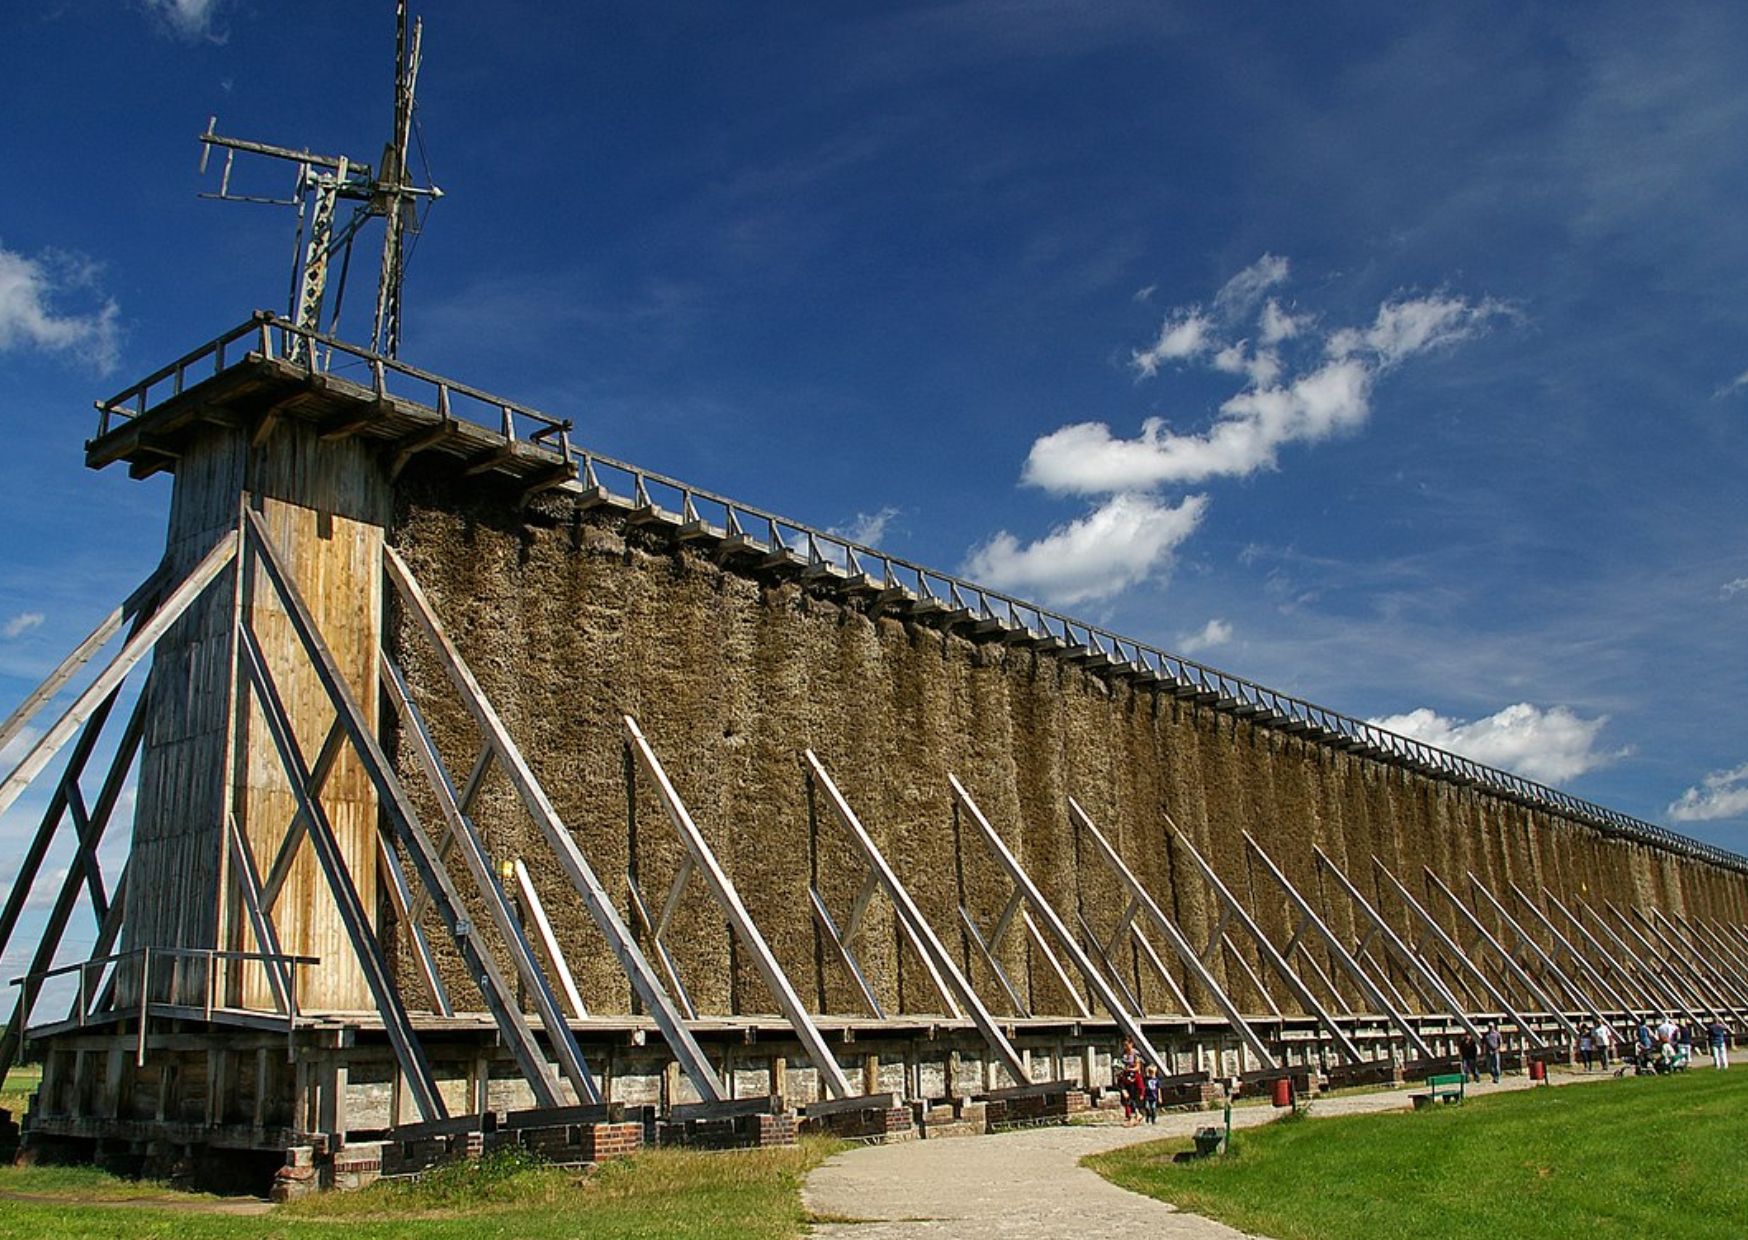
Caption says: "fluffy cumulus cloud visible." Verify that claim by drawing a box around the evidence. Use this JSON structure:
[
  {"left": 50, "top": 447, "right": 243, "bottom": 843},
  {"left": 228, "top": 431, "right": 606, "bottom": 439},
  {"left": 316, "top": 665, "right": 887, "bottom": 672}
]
[
  {"left": 965, "top": 493, "right": 1208, "bottom": 607},
  {"left": 1177, "top": 618, "right": 1231, "bottom": 655},
  {"left": 0, "top": 244, "right": 119, "bottom": 373},
  {"left": 967, "top": 257, "right": 1506, "bottom": 607},
  {"left": 1667, "top": 763, "right": 1748, "bottom": 823},
  {"left": 1368, "top": 703, "right": 1620, "bottom": 786}
]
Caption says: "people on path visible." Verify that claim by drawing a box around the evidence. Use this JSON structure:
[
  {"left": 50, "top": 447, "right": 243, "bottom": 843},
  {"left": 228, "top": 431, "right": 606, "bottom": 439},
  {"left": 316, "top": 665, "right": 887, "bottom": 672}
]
[
  {"left": 1458, "top": 1031, "right": 1480, "bottom": 1083},
  {"left": 1142, "top": 1063, "right": 1160, "bottom": 1124},
  {"left": 1579, "top": 1027, "right": 1594, "bottom": 1071},
  {"left": 1709, "top": 1019, "right": 1732, "bottom": 1070},
  {"left": 1594, "top": 1018, "right": 1615, "bottom": 1069},
  {"left": 1484, "top": 1023, "right": 1502, "bottom": 1084},
  {"left": 1117, "top": 1037, "right": 1142, "bottom": 1126}
]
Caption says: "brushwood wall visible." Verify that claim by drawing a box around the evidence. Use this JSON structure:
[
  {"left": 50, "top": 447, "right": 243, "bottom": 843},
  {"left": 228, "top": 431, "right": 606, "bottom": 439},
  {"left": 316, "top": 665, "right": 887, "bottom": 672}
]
[{"left": 386, "top": 473, "right": 1748, "bottom": 1022}]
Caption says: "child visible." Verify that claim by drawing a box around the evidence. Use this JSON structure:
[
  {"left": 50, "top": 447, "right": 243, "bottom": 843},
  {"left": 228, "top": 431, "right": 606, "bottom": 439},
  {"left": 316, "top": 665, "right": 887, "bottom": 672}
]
[{"left": 1143, "top": 1063, "right": 1161, "bottom": 1124}]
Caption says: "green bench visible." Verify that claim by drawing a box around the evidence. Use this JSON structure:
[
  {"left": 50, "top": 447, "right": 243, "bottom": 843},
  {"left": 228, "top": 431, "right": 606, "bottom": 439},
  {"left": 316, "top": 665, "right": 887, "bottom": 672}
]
[{"left": 1411, "top": 1073, "right": 1465, "bottom": 1109}]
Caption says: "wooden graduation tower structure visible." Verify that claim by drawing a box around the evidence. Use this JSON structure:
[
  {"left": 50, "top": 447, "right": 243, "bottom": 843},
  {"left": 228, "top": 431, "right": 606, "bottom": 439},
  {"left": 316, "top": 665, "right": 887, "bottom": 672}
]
[{"left": 5, "top": 5, "right": 1748, "bottom": 1195}]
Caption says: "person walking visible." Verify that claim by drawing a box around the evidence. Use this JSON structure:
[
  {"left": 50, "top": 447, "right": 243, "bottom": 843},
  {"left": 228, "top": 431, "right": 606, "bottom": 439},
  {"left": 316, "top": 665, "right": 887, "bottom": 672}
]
[
  {"left": 1578, "top": 1026, "right": 1594, "bottom": 1071},
  {"left": 1143, "top": 1063, "right": 1161, "bottom": 1124},
  {"left": 1484, "top": 1023, "right": 1503, "bottom": 1084},
  {"left": 1458, "top": 1031, "right": 1480, "bottom": 1083},
  {"left": 1710, "top": 1018, "right": 1731, "bottom": 1070},
  {"left": 1594, "top": 1018, "right": 1614, "bottom": 1069},
  {"left": 1117, "top": 1037, "right": 1142, "bottom": 1126}
]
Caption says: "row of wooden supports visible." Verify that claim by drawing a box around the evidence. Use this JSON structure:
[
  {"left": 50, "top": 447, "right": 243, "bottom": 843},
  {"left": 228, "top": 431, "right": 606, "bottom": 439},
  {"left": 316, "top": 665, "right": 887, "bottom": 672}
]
[{"left": 5, "top": 507, "right": 1748, "bottom": 1144}]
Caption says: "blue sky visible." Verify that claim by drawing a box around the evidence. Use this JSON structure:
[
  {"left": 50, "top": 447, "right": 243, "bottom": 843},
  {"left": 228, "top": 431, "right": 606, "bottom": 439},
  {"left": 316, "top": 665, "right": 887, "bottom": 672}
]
[{"left": 3, "top": 1, "right": 1747, "bottom": 973}]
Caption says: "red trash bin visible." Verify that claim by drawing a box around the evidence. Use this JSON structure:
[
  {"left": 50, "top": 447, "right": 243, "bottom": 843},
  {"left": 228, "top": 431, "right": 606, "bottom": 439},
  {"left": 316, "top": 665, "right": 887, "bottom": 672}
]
[
  {"left": 1528, "top": 1058, "right": 1546, "bottom": 1082},
  {"left": 1271, "top": 1077, "right": 1293, "bottom": 1107}
]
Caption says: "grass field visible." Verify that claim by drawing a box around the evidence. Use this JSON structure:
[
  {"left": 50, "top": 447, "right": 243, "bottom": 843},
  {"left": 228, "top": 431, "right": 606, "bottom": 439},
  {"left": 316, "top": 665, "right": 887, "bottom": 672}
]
[
  {"left": 0, "top": 1140, "right": 840, "bottom": 1240},
  {"left": 0, "top": 1067, "right": 39, "bottom": 1119},
  {"left": 1087, "top": 1069, "right": 1748, "bottom": 1239}
]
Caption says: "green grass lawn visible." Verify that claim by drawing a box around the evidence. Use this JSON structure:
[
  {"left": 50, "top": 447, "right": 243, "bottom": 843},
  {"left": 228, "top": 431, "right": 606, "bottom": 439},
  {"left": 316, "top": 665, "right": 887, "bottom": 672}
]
[
  {"left": 0, "top": 1067, "right": 40, "bottom": 1119},
  {"left": 0, "top": 1140, "right": 840, "bottom": 1240},
  {"left": 1087, "top": 1070, "right": 1748, "bottom": 1239}
]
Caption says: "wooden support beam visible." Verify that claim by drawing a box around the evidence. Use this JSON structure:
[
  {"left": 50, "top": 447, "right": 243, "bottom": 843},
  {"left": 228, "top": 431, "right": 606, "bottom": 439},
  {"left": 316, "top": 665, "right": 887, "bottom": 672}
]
[
  {"left": 1312, "top": 845, "right": 1480, "bottom": 1041},
  {"left": 0, "top": 691, "right": 147, "bottom": 1078},
  {"left": 385, "top": 543, "right": 724, "bottom": 1104},
  {"left": 808, "top": 888, "right": 884, "bottom": 1019},
  {"left": 374, "top": 832, "right": 453, "bottom": 1016},
  {"left": 379, "top": 649, "right": 599, "bottom": 1105},
  {"left": 1467, "top": 873, "right": 1600, "bottom": 1025},
  {"left": 225, "top": 814, "right": 293, "bottom": 1014},
  {"left": 512, "top": 859, "right": 588, "bottom": 1020},
  {"left": 1371, "top": 859, "right": 1548, "bottom": 1048},
  {"left": 1419, "top": 867, "right": 1581, "bottom": 1040},
  {"left": 804, "top": 751, "right": 1029, "bottom": 1087},
  {"left": 1642, "top": 907, "right": 1748, "bottom": 1013},
  {"left": 625, "top": 716, "right": 856, "bottom": 1100},
  {"left": 1679, "top": 915, "right": 1748, "bottom": 1005},
  {"left": 951, "top": 777, "right": 1166, "bottom": 1071},
  {"left": 1244, "top": 832, "right": 1432, "bottom": 1059},
  {"left": 1622, "top": 905, "right": 1730, "bottom": 1019},
  {"left": 236, "top": 621, "right": 445, "bottom": 1121},
  {"left": 1168, "top": 824, "right": 1362, "bottom": 1063},
  {"left": 1542, "top": 889, "right": 1658, "bottom": 1016},
  {"left": 1508, "top": 882, "right": 1636, "bottom": 1022},
  {"left": 0, "top": 553, "right": 166, "bottom": 756},
  {"left": 0, "top": 529, "right": 238, "bottom": 818},
  {"left": 1584, "top": 900, "right": 1700, "bottom": 1023}
]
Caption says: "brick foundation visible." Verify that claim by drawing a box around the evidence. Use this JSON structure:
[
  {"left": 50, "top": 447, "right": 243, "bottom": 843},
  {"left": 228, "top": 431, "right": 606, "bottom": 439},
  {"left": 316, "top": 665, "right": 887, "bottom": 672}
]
[
  {"left": 657, "top": 1112, "right": 796, "bottom": 1149},
  {"left": 801, "top": 1104, "right": 916, "bottom": 1143}
]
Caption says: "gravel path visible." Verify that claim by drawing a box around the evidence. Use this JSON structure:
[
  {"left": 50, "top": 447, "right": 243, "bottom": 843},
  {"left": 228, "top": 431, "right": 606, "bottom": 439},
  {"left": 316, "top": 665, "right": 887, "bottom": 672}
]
[{"left": 804, "top": 1067, "right": 1628, "bottom": 1239}]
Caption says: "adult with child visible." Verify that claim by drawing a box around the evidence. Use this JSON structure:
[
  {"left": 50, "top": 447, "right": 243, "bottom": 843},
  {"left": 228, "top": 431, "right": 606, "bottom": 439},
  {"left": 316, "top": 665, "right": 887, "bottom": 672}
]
[{"left": 1116, "top": 1037, "right": 1143, "bottom": 1127}]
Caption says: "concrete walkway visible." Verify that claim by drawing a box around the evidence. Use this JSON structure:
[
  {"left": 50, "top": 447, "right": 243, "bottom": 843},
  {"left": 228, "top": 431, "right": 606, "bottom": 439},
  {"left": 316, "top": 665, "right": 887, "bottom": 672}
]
[{"left": 803, "top": 1068, "right": 1624, "bottom": 1239}]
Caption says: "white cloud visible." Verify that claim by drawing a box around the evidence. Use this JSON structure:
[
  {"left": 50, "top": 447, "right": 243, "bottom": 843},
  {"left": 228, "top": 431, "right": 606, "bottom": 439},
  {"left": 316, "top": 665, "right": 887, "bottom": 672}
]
[
  {"left": 144, "top": 0, "right": 229, "bottom": 40},
  {"left": 1025, "top": 356, "right": 1375, "bottom": 492},
  {"left": 1327, "top": 293, "right": 1507, "bottom": 368},
  {"left": 1713, "top": 369, "right": 1748, "bottom": 399},
  {"left": 964, "top": 492, "right": 1208, "bottom": 607},
  {"left": 1368, "top": 702, "right": 1620, "bottom": 785},
  {"left": 1721, "top": 577, "right": 1748, "bottom": 599},
  {"left": 1213, "top": 254, "right": 1290, "bottom": 320},
  {"left": 1177, "top": 618, "right": 1232, "bottom": 655},
  {"left": 1258, "top": 298, "right": 1310, "bottom": 345},
  {"left": 1132, "top": 310, "right": 1214, "bottom": 377},
  {"left": 0, "top": 245, "right": 119, "bottom": 373},
  {"left": 970, "top": 259, "right": 1506, "bottom": 607},
  {"left": 831, "top": 506, "right": 901, "bottom": 547},
  {"left": 1668, "top": 762, "right": 1748, "bottom": 823},
  {"left": 1133, "top": 284, "right": 1157, "bottom": 303},
  {"left": 2, "top": 612, "right": 44, "bottom": 640}
]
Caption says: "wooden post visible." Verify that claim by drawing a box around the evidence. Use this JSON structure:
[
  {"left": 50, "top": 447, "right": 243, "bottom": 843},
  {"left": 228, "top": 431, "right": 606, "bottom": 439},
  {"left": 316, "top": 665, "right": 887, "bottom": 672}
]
[{"left": 767, "top": 1055, "right": 787, "bottom": 1106}]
